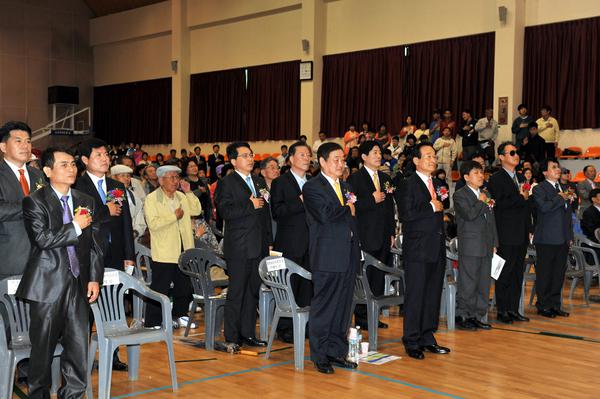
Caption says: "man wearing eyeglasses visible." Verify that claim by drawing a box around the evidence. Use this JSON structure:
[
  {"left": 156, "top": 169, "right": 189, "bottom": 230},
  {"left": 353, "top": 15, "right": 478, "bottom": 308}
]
[
  {"left": 215, "top": 142, "right": 272, "bottom": 351},
  {"left": 487, "top": 142, "right": 533, "bottom": 324}
]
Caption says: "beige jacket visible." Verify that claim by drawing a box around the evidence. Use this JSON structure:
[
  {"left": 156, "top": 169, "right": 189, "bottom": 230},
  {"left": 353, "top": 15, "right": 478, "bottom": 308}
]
[
  {"left": 433, "top": 137, "right": 458, "bottom": 165},
  {"left": 144, "top": 188, "right": 202, "bottom": 263}
]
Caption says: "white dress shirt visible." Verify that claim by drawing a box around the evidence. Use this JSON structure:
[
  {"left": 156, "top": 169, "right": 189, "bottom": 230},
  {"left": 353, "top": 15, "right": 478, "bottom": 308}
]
[
  {"left": 4, "top": 158, "right": 30, "bottom": 187},
  {"left": 415, "top": 170, "right": 437, "bottom": 212},
  {"left": 50, "top": 185, "right": 82, "bottom": 236},
  {"left": 86, "top": 171, "right": 107, "bottom": 195}
]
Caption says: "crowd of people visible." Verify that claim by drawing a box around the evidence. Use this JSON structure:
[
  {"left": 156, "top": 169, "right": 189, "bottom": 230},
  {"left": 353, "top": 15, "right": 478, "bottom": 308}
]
[{"left": 1, "top": 100, "right": 599, "bottom": 395}]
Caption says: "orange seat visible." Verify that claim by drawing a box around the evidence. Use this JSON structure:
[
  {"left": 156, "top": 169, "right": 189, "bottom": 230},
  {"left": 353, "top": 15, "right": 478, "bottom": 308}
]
[
  {"left": 572, "top": 171, "right": 585, "bottom": 182},
  {"left": 254, "top": 153, "right": 262, "bottom": 161},
  {"left": 583, "top": 146, "right": 600, "bottom": 159},
  {"left": 559, "top": 146, "right": 583, "bottom": 159},
  {"left": 555, "top": 147, "right": 562, "bottom": 158},
  {"left": 451, "top": 170, "right": 460, "bottom": 182},
  {"left": 272, "top": 152, "right": 281, "bottom": 158},
  {"left": 261, "top": 153, "right": 272, "bottom": 160}
]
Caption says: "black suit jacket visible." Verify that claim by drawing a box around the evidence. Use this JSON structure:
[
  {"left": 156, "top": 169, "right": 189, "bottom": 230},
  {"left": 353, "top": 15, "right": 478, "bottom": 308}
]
[
  {"left": 215, "top": 172, "right": 272, "bottom": 260},
  {"left": 581, "top": 205, "right": 600, "bottom": 243},
  {"left": 74, "top": 173, "right": 135, "bottom": 268},
  {"left": 302, "top": 173, "right": 360, "bottom": 273},
  {"left": 208, "top": 154, "right": 225, "bottom": 180},
  {"left": 270, "top": 172, "right": 308, "bottom": 260},
  {"left": 397, "top": 173, "right": 445, "bottom": 263},
  {"left": 192, "top": 155, "right": 208, "bottom": 173},
  {"left": 16, "top": 186, "right": 103, "bottom": 303},
  {"left": 487, "top": 169, "right": 532, "bottom": 246},
  {"left": 347, "top": 167, "right": 395, "bottom": 252},
  {"left": 0, "top": 161, "right": 45, "bottom": 277},
  {"left": 532, "top": 181, "right": 573, "bottom": 245}
]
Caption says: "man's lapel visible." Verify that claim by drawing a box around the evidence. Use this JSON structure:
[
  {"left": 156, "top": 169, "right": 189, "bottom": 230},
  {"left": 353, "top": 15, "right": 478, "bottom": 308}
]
[
  {"left": 319, "top": 173, "right": 343, "bottom": 206},
  {"left": 27, "top": 166, "right": 43, "bottom": 192},
  {"left": 81, "top": 172, "right": 104, "bottom": 205},
  {"left": 360, "top": 167, "right": 376, "bottom": 192},
  {"left": 0, "top": 160, "right": 25, "bottom": 198},
  {"left": 233, "top": 172, "right": 253, "bottom": 197},
  {"left": 285, "top": 172, "right": 302, "bottom": 196},
  {"left": 43, "top": 185, "right": 65, "bottom": 227}
]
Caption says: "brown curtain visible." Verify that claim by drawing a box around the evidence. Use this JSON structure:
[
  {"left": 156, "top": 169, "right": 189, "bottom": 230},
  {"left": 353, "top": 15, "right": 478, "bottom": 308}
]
[
  {"left": 404, "top": 32, "right": 495, "bottom": 124},
  {"left": 93, "top": 78, "right": 171, "bottom": 144},
  {"left": 320, "top": 32, "right": 495, "bottom": 136},
  {"left": 246, "top": 61, "right": 300, "bottom": 141},
  {"left": 523, "top": 17, "right": 600, "bottom": 129},
  {"left": 320, "top": 47, "right": 405, "bottom": 137},
  {"left": 188, "top": 68, "right": 246, "bottom": 143}
]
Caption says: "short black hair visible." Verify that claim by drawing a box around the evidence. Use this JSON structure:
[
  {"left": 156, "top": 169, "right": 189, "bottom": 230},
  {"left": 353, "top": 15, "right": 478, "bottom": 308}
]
[
  {"left": 226, "top": 142, "right": 251, "bottom": 160},
  {"left": 299, "top": 135, "right": 308, "bottom": 141},
  {"left": 460, "top": 160, "right": 484, "bottom": 179},
  {"left": 170, "top": 148, "right": 176, "bottom": 153},
  {"left": 41, "top": 146, "right": 72, "bottom": 169},
  {"left": 156, "top": 153, "right": 164, "bottom": 160},
  {"left": 539, "top": 158, "right": 558, "bottom": 173},
  {"left": 260, "top": 157, "right": 278, "bottom": 169},
  {"left": 391, "top": 135, "right": 399, "bottom": 141},
  {"left": 378, "top": 123, "right": 387, "bottom": 130},
  {"left": 181, "top": 149, "right": 188, "bottom": 154},
  {"left": 181, "top": 158, "right": 198, "bottom": 174},
  {"left": 413, "top": 142, "right": 434, "bottom": 159},
  {"left": 528, "top": 121, "right": 538, "bottom": 129},
  {"left": 583, "top": 165, "right": 595, "bottom": 173},
  {"left": 589, "top": 188, "right": 600, "bottom": 201},
  {"left": 213, "top": 144, "right": 220, "bottom": 149},
  {"left": 517, "top": 104, "right": 527, "bottom": 111},
  {"left": 443, "top": 108, "right": 452, "bottom": 113},
  {"left": 0, "top": 121, "right": 32, "bottom": 142},
  {"left": 78, "top": 138, "right": 108, "bottom": 158},
  {"left": 194, "top": 146, "right": 200, "bottom": 151},
  {"left": 288, "top": 141, "right": 311, "bottom": 157},
  {"left": 462, "top": 109, "right": 472, "bottom": 115},
  {"left": 471, "top": 151, "right": 486, "bottom": 160},
  {"left": 317, "top": 142, "right": 343, "bottom": 162},
  {"left": 497, "top": 141, "right": 516, "bottom": 156},
  {"left": 433, "top": 109, "right": 441, "bottom": 115},
  {"left": 359, "top": 140, "right": 381, "bottom": 157},
  {"left": 406, "top": 134, "right": 417, "bottom": 143},
  {"left": 541, "top": 104, "right": 552, "bottom": 113},
  {"left": 281, "top": 145, "right": 288, "bottom": 150},
  {"left": 116, "top": 155, "right": 134, "bottom": 165},
  {"left": 383, "top": 149, "right": 392, "bottom": 156}
]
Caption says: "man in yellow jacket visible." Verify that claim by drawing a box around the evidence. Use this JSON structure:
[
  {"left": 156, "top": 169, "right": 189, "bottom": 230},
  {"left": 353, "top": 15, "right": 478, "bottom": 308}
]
[{"left": 144, "top": 165, "right": 202, "bottom": 328}]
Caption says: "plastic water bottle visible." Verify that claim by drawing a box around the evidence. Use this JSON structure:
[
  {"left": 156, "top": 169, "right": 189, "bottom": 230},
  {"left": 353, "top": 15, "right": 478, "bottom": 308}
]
[
  {"left": 347, "top": 328, "right": 359, "bottom": 362},
  {"left": 356, "top": 326, "right": 363, "bottom": 355}
]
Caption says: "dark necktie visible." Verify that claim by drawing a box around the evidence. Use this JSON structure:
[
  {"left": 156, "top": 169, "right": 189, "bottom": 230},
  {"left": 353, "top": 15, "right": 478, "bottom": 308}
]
[
  {"left": 128, "top": 187, "right": 136, "bottom": 206},
  {"left": 512, "top": 174, "right": 519, "bottom": 188},
  {"left": 60, "top": 195, "right": 80, "bottom": 277},
  {"left": 555, "top": 183, "right": 561, "bottom": 193}
]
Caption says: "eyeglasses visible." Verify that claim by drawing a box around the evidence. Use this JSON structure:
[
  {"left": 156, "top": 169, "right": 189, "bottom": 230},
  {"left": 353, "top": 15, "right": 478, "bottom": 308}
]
[
  {"left": 237, "top": 153, "right": 255, "bottom": 159},
  {"left": 503, "top": 150, "right": 517, "bottom": 156}
]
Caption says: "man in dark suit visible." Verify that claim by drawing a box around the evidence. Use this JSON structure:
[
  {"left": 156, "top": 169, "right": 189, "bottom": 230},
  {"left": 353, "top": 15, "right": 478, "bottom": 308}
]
[
  {"left": 581, "top": 188, "right": 600, "bottom": 244},
  {"left": 0, "top": 121, "right": 44, "bottom": 279},
  {"left": 348, "top": 140, "right": 395, "bottom": 329},
  {"left": 303, "top": 142, "right": 360, "bottom": 374},
  {"left": 215, "top": 142, "right": 272, "bottom": 351},
  {"left": 532, "top": 159, "right": 573, "bottom": 317},
  {"left": 453, "top": 161, "right": 498, "bottom": 331},
  {"left": 208, "top": 144, "right": 225, "bottom": 183},
  {"left": 17, "top": 147, "right": 102, "bottom": 399},
  {"left": 270, "top": 141, "right": 312, "bottom": 343},
  {"left": 74, "top": 138, "right": 134, "bottom": 371},
  {"left": 577, "top": 165, "right": 597, "bottom": 219},
  {"left": 487, "top": 142, "right": 532, "bottom": 324},
  {"left": 192, "top": 146, "right": 208, "bottom": 174},
  {"left": 397, "top": 143, "right": 450, "bottom": 360}
]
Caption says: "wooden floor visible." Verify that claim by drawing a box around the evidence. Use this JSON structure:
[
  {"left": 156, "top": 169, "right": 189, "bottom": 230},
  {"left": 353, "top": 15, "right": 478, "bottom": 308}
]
[{"left": 25, "top": 283, "right": 600, "bottom": 399}]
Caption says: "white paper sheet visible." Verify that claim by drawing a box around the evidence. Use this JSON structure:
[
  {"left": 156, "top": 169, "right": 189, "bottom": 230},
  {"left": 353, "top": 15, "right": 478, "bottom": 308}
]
[{"left": 491, "top": 253, "right": 506, "bottom": 280}]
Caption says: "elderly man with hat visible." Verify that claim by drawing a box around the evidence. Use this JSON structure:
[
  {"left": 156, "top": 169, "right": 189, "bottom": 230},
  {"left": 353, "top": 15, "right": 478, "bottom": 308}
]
[
  {"left": 143, "top": 165, "right": 202, "bottom": 328},
  {"left": 111, "top": 164, "right": 147, "bottom": 238}
]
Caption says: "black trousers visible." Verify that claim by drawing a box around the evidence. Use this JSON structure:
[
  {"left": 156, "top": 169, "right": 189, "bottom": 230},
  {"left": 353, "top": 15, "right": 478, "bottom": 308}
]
[
  {"left": 545, "top": 142, "right": 556, "bottom": 160},
  {"left": 535, "top": 243, "right": 569, "bottom": 310},
  {"left": 145, "top": 261, "right": 192, "bottom": 327},
  {"left": 309, "top": 269, "right": 355, "bottom": 362},
  {"left": 495, "top": 244, "right": 528, "bottom": 313},
  {"left": 354, "top": 244, "right": 389, "bottom": 323},
  {"left": 402, "top": 256, "right": 445, "bottom": 350},
  {"left": 28, "top": 276, "right": 89, "bottom": 399},
  {"left": 277, "top": 252, "right": 312, "bottom": 333},
  {"left": 224, "top": 256, "right": 262, "bottom": 342}
]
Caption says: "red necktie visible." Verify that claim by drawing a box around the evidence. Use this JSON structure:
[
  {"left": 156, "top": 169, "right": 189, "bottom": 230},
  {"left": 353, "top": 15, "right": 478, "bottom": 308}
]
[
  {"left": 427, "top": 177, "right": 435, "bottom": 200},
  {"left": 19, "top": 169, "right": 29, "bottom": 196}
]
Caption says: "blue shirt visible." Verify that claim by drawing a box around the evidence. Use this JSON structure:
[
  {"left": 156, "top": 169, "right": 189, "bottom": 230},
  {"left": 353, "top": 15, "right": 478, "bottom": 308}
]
[
  {"left": 290, "top": 170, "right": 307, "bottom": 190},
  {"left": 50, "top": 185, "right": 82, "bottom": 236}
]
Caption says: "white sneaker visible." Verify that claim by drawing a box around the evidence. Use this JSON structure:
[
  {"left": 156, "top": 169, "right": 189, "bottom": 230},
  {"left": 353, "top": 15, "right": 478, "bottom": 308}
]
[{"left": 176, "top": 316, "right": 198, "bottom": 329}]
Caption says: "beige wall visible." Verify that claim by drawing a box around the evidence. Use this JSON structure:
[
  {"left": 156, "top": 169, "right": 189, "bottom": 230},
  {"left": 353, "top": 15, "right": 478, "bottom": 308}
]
[
  {"left": 0, "top": 0, "right": 93, "bottom": 134},
  {"left": 90, "top": 0, "right": 600, "bottom": 154}
]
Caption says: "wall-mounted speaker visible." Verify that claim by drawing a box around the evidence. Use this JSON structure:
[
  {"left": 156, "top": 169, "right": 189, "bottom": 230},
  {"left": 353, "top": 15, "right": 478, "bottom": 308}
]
[
  {"left": 171, "top": 60, "right": 178, "bottom": 72},
  {"left": 499, "top": 6, "right": 507, "bottom": 24},
  {"left": 302, "top": 39, "right": 310, "bottom": 53}
]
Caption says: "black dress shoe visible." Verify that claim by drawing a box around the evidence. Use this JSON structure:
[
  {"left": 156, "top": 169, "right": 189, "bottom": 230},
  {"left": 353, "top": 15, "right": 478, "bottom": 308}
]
[
  {"left": 405, "top": 348, "right": 424, "bottom": 360},
  {"left": 508, "top": 311, "right": 530, "bottom": 322},
  {"left": 112, "top": 358, "right": 128, "bottom": 372},
  {"left": 537, "top": 308, "right": 556, "bottom": 318},
  {"left": 422, "top": 344, "right": 451, "bottom": 354},
  {"left": 378, "top": 321, "right": 389, "bottom": 329},
  {"left": 278, "top": 330, "right": 294, "bottom": 344},
  {"left": 327, "top": 356, "right": 358, "bottom": 369},
  {"left": 456, "top": 317, "right": 477, "bottom": 331},
  {"left": 469, "top": 318, "right": 492, "bottom": 330},
  {"left": 242, "top": 337, "right": 268, "bottom": 347},
  {"left": 552, "top": 308, "right": 570, "bottom": 317},
  {"left": 314, "top": 361, "right": 334, "bottom": 374},
  {"left": 496, "top": 311, "right": 514, "bottom": 324}
]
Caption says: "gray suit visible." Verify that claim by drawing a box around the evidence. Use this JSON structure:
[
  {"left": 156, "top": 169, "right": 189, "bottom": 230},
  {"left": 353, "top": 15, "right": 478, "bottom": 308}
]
[
  {"left": 0, "top": 160, "right": 45, "bottom": 278},
  {"left": 453, "top": 186, "right": 498, "bottom": 319},
  {"left": 577, "top": 179, "right": 596, "bottom": 219}
]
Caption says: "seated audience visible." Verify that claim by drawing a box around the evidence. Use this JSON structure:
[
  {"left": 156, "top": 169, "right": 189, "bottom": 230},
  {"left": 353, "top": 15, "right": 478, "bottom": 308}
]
[
  {"left": 388, "top": 135, "right": 402, "bottom": 159},
  {"left": 343, "top": 123, "right": 359, "bottom": 154},
  {"left": 577, "top": 165, "right": 597, "bottom": 219},
  {"left": 375, "top": 123, "right": 391, "bottom": 147}
]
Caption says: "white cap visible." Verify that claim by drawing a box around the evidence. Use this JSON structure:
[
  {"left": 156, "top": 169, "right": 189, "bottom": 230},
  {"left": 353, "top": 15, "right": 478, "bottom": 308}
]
[
  {"left": 110, "top": 165, "right": 133, "bottom": 175},
  {"left": 156, "top": 165, "right": 182, "bottom": 177}
]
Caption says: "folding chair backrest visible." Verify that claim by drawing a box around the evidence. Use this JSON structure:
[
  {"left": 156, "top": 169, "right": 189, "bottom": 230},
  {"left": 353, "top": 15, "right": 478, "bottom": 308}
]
[
  {"left": 134, "top": 241, "right": 153, "bottom": 284},
  {"left": 258, "top": 257, "right": 309, "bottom": 312},
  {"left": 0, "top": 276, "right": 29, "bottom": 346},
  {"left": 179, "top": 249, "right": 227, "bottom": 298},
  {"left": 572, "top": 245, "right": 598, "bottom": 269},
  {"left": 361, "top": 253, "right": 386, "bottom": 299},
  {"left": 93, "top": 269, "right": 148, "bottom": 336}
]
